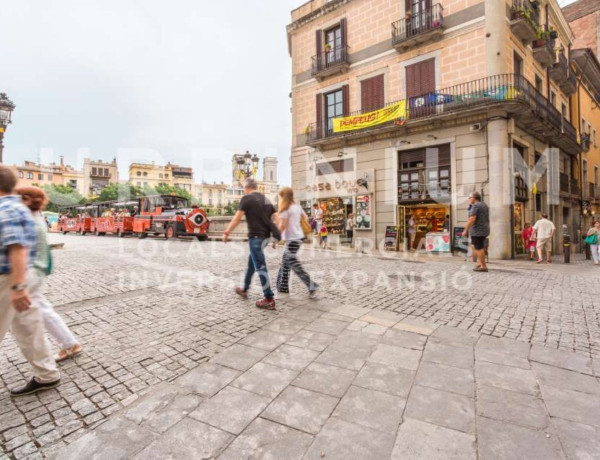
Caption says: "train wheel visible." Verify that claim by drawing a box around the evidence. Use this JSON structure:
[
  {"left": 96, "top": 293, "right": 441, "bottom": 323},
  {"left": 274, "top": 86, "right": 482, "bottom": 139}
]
[
  {"left": 196, "top": 235, "right": 208, "bottom": 242},
  {"left": 62, "top": 231, "right": 67, "bottom": 235},
  {"left": 165, "top": 225, "right": 175, "bottom": 240},
  {"left": 82, "top": 231, "right": 87, "bottom": 236},
  {"left": 138, "top": 232, "right": 147, "bottom": 239},
  {"left": 117, "top": 229, "right": 124, "bottom": 238}
]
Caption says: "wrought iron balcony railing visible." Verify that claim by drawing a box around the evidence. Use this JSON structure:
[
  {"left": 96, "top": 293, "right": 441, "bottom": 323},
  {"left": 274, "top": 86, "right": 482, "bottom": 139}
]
[
  {"left": 311, "top": 44, "right": 350, "bottom": 77},
  {"left": 392, "top": 4, "right": 444, "bottom": 48},
  {"left": 305, "top": 74, "right": 578, "bottom": 153}
]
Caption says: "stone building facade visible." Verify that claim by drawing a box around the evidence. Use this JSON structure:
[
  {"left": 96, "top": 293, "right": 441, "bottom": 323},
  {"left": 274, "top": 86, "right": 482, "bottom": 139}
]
[{"left": 287, "top": 0, "right": 581, "bottom": 257}]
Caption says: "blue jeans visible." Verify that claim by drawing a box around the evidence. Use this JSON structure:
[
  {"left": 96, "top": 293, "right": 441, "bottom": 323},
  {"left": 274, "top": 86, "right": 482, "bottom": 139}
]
[{"left": 243, "top": 237, "right": 274, "bottom": 299}]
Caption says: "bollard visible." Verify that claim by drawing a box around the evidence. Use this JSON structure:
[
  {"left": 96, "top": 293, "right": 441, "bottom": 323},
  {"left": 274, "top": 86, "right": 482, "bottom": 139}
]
[
  {"left": 586, "top": 243, "right": 591, "bottom": 260},
  {"left": 563, "top": 236, "right": 570, "bottom": 264}
]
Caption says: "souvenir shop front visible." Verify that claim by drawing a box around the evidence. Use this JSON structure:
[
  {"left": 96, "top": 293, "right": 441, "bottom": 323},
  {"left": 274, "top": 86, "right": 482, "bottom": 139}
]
[
  {"left": 396, "top": 145, "right": 451, "bottom": 252},
  {"left": 300, "top": 169, "right": 374, "bottom": 244}
]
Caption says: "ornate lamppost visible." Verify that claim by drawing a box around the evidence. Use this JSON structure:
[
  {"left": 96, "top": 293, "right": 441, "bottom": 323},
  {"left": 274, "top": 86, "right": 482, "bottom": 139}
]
[
  {"left": 235, "top": 150, "right": 259, "bottom": 185},
  {"left": 0, "top": 93, "right": 16, "bottom": 164}
]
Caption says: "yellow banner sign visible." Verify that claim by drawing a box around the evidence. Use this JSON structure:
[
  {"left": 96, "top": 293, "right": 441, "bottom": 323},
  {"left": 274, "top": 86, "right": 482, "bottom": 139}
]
[{"left": 333, "top": 101, "right": 407, "bottom": 133}]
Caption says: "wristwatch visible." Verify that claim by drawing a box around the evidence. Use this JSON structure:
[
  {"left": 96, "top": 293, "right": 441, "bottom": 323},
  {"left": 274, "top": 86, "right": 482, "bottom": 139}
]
[{"left": 11, "top": 283, "right": 27, "bottom": 292}]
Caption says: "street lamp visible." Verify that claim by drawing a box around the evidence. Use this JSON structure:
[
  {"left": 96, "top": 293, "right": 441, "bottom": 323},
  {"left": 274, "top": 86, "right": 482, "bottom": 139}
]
[
  {"left": 0, "top": 93, "right": 16, "bottom": 164},
  {"left": 235, "top": 150, "right": 259, "bottom": 184}
]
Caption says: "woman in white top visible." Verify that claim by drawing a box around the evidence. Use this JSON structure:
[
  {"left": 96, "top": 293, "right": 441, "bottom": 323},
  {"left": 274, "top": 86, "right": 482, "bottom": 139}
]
[
  {"left": 17, "top": 187, "right": 83, "bottom": 362},
  {"left": 276, "top": 187, "right": 318, "bottom": 295}
]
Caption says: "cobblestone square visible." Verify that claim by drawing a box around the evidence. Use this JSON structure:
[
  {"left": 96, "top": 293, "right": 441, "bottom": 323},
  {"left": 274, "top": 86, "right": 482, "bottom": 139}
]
[{"left": 1, "top": 234, "right": 599, "bottom": 458}]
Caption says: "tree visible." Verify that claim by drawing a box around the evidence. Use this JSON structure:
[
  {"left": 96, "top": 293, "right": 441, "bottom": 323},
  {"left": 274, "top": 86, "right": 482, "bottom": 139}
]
[
  {"left": 97, "top": 183, "right": 144, "bottom": 202},
  {"left": 153, "top": 184, "right": 193, "bottom": 202},
  {"left": 224, "top": 200, "right": 239, "bottom": 216},
  {"left": 42, "top": 184, "right": 85, "bottom": 212}
]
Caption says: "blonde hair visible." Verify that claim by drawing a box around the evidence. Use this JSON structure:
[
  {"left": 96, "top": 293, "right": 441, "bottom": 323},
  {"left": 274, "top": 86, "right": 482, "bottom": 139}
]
[{"left": 278, "top": 187, "right": 294, "bottom": 212}]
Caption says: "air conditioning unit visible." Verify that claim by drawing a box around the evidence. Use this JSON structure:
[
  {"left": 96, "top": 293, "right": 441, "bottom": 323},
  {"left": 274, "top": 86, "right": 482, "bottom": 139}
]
[{"left": 470, "top": 123, "right": 482, "bottom": 132}]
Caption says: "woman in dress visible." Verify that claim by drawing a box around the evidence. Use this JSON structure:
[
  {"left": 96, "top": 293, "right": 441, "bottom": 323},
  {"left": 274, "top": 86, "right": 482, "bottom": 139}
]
[
  {"left": 16, "top": 186, "right": 83, "bottom": 361},
  {"left": 586, "top": 220, "right": 600, "bottom": 265},
  {"left": 276, "top": 187, "right": 318, "bottom": 296},
  {"left": 521, "top": 222, "right": 536, "bottom": 260}
]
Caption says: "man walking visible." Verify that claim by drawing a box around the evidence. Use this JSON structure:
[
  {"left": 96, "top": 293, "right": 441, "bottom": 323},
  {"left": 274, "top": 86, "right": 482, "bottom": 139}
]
[
  {"left": 0, "top": 166, "right": 60, "bottom": 396},
  {"left": 533, "top": 213, "right": 556, "bottom": 264},
  {"left": 312, "top": 203, "right": 323, "bottom": 236},
  {"left": 462, "top": 191, "right": 490, "bottom": 272},
  {"left": 223, "top": 178, "right": 278, "bottom": 310}
]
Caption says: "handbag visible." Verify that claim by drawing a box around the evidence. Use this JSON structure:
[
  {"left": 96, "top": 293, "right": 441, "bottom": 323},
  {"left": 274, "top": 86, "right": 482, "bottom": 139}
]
[
  {"left": 301, "top": 212, "right": 312, "bottom": 237},
  {"left": 584, "top": 233, "right": 598, "bottom": 245}
]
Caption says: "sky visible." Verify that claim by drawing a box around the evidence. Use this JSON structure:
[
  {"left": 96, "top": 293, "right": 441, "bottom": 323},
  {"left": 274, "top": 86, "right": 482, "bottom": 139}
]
[{"left": 0, "top": 0, "right": 304, "bottom": 186}]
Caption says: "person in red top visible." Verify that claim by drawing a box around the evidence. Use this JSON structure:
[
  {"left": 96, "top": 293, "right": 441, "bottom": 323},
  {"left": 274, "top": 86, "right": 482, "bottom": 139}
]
[{"left": 521, "top": 222, "right": 536, "bottom": 260}]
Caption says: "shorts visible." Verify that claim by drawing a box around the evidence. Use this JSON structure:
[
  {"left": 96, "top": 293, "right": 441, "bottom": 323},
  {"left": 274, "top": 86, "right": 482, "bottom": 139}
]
[
  {"left": 471, "top": 236, "right": 487, "bottom": 250},
  {"left": 536, "top": 237, "right": 551, "bottom": 251}
]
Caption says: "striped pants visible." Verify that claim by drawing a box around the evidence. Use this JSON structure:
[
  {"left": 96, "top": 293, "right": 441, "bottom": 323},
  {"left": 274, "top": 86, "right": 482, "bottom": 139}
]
[{"left": 276, "top": 240, "right": 314, "bottom": 293}]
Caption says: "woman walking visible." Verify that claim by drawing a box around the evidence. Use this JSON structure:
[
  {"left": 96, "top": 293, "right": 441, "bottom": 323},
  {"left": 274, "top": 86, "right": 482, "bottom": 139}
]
[
  {"left": 345, "top": 213, "right": 355, "bottom": 247},
  {"left": 521, "top": 222, "right": 536, "bottom": 260},
  {"left": 586, "top": 221, "right": 600, "bottom": 265},
  {"left": 276, "top": 187, "right": 318, "bottom": 296},
  {"left": 16, "top": 187, "right": 83, "bottom": 361}
]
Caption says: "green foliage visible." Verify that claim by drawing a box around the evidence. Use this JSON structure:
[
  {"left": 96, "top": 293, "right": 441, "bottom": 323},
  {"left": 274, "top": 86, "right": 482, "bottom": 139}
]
[
  {"left": 42, "top": 184, "right": 86, "bottom": 212},
  {"left": 153, "top": 184, "right": 193, "bottom": 202},
  {"left": 224, "top": 200, "right": 239, "bottom": 216},
  {"left": 97, "top": 183, "right": 144, "bottom": 202}
]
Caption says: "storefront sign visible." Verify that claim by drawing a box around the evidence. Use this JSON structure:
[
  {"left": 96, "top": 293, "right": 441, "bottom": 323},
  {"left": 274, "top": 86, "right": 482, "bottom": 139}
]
[
  {"left": 384, "top": 226, "right": 398, "bottom": 251},
  {"left": 453, "top": 226, "right": 469, "bottom": 253},
  {"left": 333, "top": 101, "right": 407, "bottom": 133},
  {"left": 305, "top": 179, "right": 366, "bottom": 194},
  {"left": 356, "top": 195, "right": 372, "bottom": 230},
  {"left": 425, "top": 232, "right": 451, "bottom": 253}
]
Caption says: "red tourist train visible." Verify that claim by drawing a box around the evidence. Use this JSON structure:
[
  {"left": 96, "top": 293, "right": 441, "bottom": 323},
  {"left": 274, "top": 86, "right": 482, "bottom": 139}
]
[{"left": 57, "top": 195, "right": 210, "bottom": 240}]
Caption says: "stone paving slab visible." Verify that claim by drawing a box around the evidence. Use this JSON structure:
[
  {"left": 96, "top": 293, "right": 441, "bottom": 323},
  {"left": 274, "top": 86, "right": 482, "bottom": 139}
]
[
  {"left": 3, "top": 236, "right": 600, "bottom": 457},
  {"left": 50, "top": 300, "right": 600, "bottom": 459}
]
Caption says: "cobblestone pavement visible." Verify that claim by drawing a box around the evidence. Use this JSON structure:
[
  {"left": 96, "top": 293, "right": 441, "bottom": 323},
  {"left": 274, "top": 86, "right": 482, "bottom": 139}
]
[
  {"left": 54, "top": 307, "right": 600, "bottom": 460},
  {"left": 1, "top": 234, "right": 599, "bottom": 458}
]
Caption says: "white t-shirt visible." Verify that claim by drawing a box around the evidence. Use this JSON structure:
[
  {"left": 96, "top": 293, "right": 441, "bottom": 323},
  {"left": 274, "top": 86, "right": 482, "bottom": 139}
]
[
  {"left": 533, "top": 218, "right": 555, "bottom": 239},
  {"left": 313, "top": 208, "right": 323, "bottom": 222},
  {"left": 280, "top": 203, "right": 305, "bottom": 241}
]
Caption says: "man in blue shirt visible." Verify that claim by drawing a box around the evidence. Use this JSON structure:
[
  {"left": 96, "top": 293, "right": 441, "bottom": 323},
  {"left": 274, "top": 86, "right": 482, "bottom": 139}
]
[{"left": 0, "top": 165, "right": 60, "bottom": 396}]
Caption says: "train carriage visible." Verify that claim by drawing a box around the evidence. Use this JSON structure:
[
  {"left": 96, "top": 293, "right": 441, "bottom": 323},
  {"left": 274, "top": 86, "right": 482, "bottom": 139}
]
[
  {"left": 92, "top": 200, "right": 137, "bottom": 237},
  {"left": 57, "top": 206, "right": 80, "bottom": 234},
  {"left": 133, "top": 195, "right": 209, "bottom": 240}
]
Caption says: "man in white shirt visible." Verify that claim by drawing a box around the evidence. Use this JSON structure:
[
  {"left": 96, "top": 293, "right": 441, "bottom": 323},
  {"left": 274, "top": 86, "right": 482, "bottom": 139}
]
[
  {"left": 533, "top": 213, "right": 556, "bottom": 264},
  {"left": 312, "top": 203, "right": 323, "bottom": 235}
]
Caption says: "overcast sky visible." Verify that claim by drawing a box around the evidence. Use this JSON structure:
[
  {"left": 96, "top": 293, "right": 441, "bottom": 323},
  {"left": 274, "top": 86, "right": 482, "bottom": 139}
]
[{"left": 0, "top": 0, "right": 302, "bottom": 186}]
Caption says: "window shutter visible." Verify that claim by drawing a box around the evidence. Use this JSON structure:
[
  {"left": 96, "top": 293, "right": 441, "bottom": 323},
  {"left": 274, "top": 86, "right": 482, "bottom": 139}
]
[
  {"left": 361, "top": 75, "right": 385, "bottom": 112},
  {"left": 316, "top": 29, "right": 322, "bottom": 56},
  {"left": 405, "top": 63, "right": 418, "bottom": 98},
  {"left": 342, "top": 85, "right": 350, "bottom": 116},
  {"left": 340, "top": 18, "right": 347, "bottom": 48},
  {"left": 422, "top": 58, "right": 435, "bottom": 94},
  {"left": 316, "top": 93, "right": 323, "bottom": 136}
]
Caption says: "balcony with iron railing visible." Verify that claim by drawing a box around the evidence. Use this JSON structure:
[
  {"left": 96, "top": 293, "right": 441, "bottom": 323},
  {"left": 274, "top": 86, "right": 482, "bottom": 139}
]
[
  {"left": 560, "top": 68, "right": 577, "bottom": 95},
  {"left": 559, "top": 173, "right": 580, "bottom": 195},
  {"left": 304, "top": 74, "right": 580, "bottom": 155},
  {"left": 532, "top": 28, "right": 556, "bottom": 68},
  {"left": 392, "top": 4, "right": 444, "bottom": 50},
  {"left": 311, "top": 45, "right": 350, "bottom": 79},
  {"left": 549, "top": 51, "right": 568, "bottom": 84},
  {"left": 510, "top": 0, "right": 540, "bottom": 43}
]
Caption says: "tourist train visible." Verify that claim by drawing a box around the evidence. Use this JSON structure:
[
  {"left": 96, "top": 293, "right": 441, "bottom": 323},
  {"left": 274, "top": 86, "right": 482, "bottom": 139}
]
[{"left": 57, "top": 194, "right": 210, "bottom": 240}]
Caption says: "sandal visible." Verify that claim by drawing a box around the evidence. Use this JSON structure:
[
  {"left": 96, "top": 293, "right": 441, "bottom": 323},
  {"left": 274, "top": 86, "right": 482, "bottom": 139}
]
[
  {"left": 536, "top": 259, "right": 544, "bottom": 264},
  {"left": 55, "top": 344, "right": 83, "bottom": 362},
  {"left": 473, "top": 267, "right": 488, "bottom": 272}
]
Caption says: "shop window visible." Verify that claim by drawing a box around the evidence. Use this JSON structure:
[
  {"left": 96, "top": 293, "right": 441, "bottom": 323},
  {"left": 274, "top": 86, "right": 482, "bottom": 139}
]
[
  {"left": 27, "top": 172, "right": 33, "bottom": 179},
  {"left": 316, "top": 158, "right": 354, "bottom": 176}
]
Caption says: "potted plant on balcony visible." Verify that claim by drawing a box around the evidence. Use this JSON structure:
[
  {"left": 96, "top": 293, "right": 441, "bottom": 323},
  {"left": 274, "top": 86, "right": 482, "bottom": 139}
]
[
  {"left": 324, "top": 43, "right": 332, "bottom": 53},
  {"left": 533, "top": 27, "right": 550, "bottom": 47},
  {"left": 432, "top": 19, "right": 442, "bottom": 28},
  {"left": 511, "top": 5, "right": 527, "bottom": 20},
  {"left": 548, "top": 27, "right": 558, "bottom": 39}
]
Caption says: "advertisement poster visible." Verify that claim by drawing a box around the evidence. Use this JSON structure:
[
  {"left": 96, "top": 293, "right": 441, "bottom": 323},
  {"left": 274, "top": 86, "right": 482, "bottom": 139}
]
[
  {"left": 384, "top": 226, "right": 398, "bottom": 251},
  {"left": 355, "top": 195, "right": 372, "bottom": 230},
  {"left": 453, "top": 226, "right": 469, "bottom": 253},
  {"left": 425, "top": 232, "right": 451, "bottom": 253}
]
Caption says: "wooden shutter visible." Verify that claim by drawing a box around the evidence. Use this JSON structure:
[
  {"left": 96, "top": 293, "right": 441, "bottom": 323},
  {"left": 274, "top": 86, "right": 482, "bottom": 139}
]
[
  {"left": 421, "top": 58, "right": 435, "bottom": 94},
  {"left": 405, "top": 63, "right": 419, "bottom": 98},
  {"left": 406, "top": 58, "right": 435, "bottom": 97},
  {"left": 316, "top": 29, "right": 322, "bottom": 56},
  {"left": 361, "top": 75, "right": 384, "bottom": 112},
  {"left": 316, "top": 93, "right": 323, "bottom": 137},
  {"left": 340, "top": 18, "right": 347, "bottom": 48},
  {"left": 342, "top": 85, "right": 350, "bottom": 116}
]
